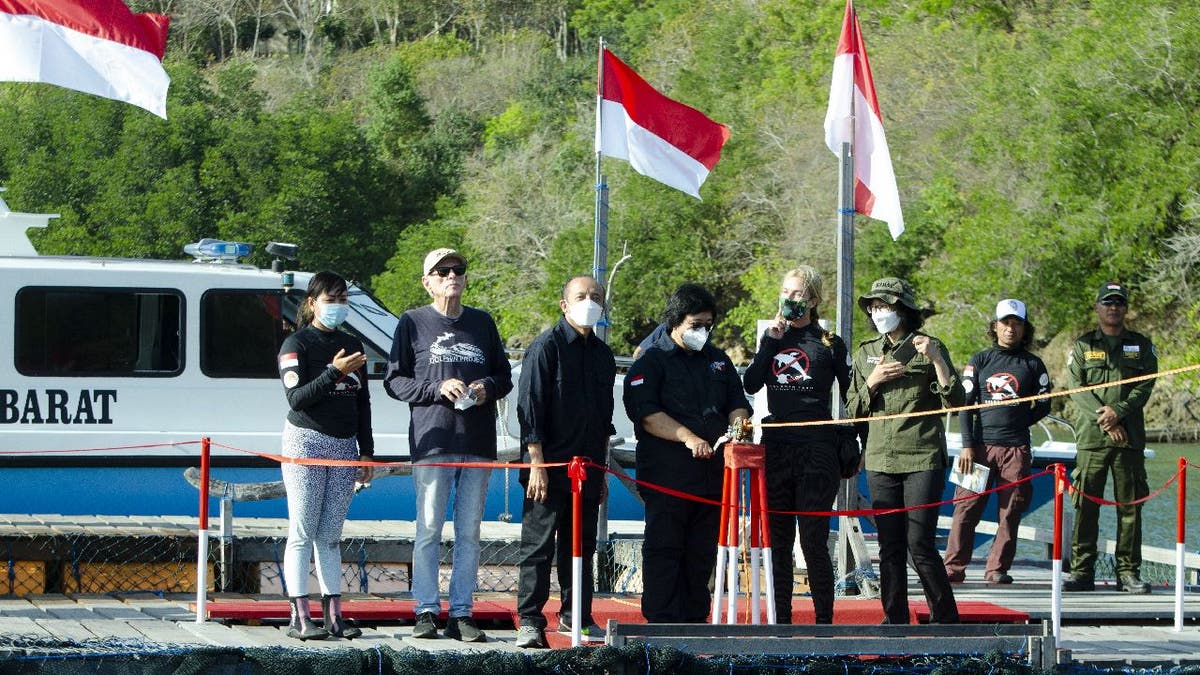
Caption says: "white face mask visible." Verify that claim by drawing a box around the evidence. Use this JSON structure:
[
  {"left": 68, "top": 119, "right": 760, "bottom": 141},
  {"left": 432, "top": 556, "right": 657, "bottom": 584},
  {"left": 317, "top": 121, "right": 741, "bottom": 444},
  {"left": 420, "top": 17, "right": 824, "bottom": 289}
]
[
  {"left": 872, "top": 308, "right": 901, "bottom": 334},
  {"left": 681, "top": 326, "right": 710, "bottom": 351},
  {"left": 567, "top": 298, "right": 603, "bottom": 328}
]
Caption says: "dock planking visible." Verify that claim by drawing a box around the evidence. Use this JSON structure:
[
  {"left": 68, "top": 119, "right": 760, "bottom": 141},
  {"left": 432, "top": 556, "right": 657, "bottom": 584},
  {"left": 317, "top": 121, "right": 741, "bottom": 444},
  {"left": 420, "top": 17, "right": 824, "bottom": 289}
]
[
  {"left": 0, "top": 586, "right": 1193, "bottom": 665},
  {"left": 1, "top": 513, "right": 1199, "bottom": 665}
]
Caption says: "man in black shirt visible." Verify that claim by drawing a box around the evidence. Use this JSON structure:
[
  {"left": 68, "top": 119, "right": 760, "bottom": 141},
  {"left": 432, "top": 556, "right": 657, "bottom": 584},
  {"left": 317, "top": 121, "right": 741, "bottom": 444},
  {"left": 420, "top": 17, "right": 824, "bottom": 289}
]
[
  {"left": 943, "top": 299, "right": 1051, "bottom": 584},
  {"left": 623, "top": 283, "right": 751, "bottom": 623},
  {"left": 513, "top": 276, "right": 616, "bottom": 648}
]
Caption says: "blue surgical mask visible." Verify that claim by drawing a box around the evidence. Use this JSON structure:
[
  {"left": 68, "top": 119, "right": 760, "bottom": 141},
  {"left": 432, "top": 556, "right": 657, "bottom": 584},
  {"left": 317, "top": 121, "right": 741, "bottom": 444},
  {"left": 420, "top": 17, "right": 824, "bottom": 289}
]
[{"left": 316, "top": 302, "right": 349, "bottom": 329}]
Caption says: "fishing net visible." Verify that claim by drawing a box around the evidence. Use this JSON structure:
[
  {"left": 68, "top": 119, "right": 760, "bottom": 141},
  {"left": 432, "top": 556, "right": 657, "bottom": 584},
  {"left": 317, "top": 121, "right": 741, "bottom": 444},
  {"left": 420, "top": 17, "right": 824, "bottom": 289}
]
[{"left": 0, "top": 639, "right": 1056, "bottom": 675}]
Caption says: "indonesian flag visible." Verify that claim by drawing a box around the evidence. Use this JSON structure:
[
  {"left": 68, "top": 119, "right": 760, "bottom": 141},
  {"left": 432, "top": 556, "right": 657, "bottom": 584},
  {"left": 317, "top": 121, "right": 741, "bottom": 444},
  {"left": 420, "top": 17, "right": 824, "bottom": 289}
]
[
  {"left": 595, "top": 48, "right": 729, "bottom": 199},
  {"left": 0, "top": 0, "right": 171, "bottom": 119},
  {"left": 823, "top": 0, "right": 903, "bottom": 239}
]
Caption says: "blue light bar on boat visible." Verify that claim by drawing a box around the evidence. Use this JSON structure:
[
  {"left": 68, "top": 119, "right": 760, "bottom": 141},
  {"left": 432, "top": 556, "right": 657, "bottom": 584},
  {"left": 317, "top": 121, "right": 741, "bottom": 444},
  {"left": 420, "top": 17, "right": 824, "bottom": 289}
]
[{"left": 184, "top": 239, "right": 253, "bottom": 263}]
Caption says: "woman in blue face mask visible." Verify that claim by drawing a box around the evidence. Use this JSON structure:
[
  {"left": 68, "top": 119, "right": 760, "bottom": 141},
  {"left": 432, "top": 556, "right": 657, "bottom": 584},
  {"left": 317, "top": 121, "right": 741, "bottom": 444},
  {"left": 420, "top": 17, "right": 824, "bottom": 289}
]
[{"left": 276, "top": 271, "right": 374, "bottom": 640}]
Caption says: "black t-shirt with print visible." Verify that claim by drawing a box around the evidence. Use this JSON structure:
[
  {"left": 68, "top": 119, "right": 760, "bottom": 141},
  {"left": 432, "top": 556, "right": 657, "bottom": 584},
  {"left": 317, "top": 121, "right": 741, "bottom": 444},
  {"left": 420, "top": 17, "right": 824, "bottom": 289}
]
[{"left": 277, "top": 325, "right": 373, "bottom": 453}]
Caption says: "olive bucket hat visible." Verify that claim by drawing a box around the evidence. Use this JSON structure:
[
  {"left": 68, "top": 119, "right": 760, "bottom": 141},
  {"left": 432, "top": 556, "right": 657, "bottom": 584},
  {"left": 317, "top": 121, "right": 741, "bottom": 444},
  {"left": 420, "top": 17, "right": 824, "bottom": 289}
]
[{"left": 858, "top": 277, "right": 919, "bottom": 314}]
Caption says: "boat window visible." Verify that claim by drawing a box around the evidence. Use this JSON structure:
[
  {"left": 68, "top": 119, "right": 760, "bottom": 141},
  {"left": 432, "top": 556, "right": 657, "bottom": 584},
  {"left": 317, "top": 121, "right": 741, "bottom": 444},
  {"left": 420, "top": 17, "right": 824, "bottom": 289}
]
[
  {"left": 337, "top": 322, "right": 391, "bottom": 378},
  {"left": 15, "top": 288, "right": 183, "bottom": 377},
  {"left": 200, "top": 290, "right": 290, "bottom": 379}
]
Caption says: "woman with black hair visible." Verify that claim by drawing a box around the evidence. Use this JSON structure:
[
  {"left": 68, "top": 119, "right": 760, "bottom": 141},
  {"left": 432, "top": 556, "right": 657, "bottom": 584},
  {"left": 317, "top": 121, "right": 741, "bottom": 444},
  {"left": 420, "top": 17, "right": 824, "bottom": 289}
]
[
  {"left": 276, "top": 271, "right": 374, "bottom": 640},
  {"left": 623, "top": 283, "right": 751, "bottom": 623},
  {"left": 847, "top": 277, "right": 962, "bottom": 624}
]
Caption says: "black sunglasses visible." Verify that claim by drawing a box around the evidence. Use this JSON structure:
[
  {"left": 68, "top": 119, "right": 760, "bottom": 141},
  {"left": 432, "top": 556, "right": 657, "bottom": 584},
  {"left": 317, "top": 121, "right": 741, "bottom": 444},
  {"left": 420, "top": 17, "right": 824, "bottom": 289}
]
[
  {"left": 430, "top": 264, "right": 467, "bottom": 277},
  {"left": 1099, "top": 298, "right": 1127, "bottom": 307}
]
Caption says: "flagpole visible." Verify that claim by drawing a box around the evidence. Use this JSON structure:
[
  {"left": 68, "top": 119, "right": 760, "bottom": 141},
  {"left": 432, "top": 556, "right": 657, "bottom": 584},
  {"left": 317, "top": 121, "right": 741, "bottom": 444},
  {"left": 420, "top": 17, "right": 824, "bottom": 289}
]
[
  {"left": 834, "top": 3, "right": 858, "bottom": 593},
  {"left": 593, "top": 37, "right": 610, "bottom": 344},
  {"left": 592, "top": 36, "right": 615, "bottom": 594}
]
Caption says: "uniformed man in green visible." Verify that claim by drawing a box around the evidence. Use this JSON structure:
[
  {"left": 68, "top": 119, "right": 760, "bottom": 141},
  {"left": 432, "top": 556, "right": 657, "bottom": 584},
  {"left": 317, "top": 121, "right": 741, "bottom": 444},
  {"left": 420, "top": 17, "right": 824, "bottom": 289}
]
[{"left": 1063, "top": 282, "right": 1156, "bottom": 594}]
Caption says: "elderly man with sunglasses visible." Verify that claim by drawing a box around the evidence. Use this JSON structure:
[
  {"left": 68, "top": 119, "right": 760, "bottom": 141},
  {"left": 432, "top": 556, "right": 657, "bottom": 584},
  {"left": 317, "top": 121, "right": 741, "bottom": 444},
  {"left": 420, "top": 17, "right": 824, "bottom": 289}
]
[
  {"left": 385, "top": 248, "right": 513, "bottom": 640},
  {"left": 1063, "top": 282, "right": 1157, "bottom": 594}
]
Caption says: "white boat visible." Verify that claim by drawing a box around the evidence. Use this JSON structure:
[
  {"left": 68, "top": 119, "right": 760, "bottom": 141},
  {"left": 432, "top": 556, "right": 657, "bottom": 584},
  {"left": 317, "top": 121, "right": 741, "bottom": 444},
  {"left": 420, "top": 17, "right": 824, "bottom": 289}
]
[{"left": 0, "top": 192, "right": 412, "bottom": 467}]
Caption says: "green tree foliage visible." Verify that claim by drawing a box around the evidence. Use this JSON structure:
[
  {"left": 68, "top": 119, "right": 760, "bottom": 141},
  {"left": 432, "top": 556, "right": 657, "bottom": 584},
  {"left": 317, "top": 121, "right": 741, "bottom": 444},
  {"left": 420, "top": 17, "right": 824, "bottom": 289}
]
[{"left": 2, "top": 0, "right": 1199, "bottom": 432}]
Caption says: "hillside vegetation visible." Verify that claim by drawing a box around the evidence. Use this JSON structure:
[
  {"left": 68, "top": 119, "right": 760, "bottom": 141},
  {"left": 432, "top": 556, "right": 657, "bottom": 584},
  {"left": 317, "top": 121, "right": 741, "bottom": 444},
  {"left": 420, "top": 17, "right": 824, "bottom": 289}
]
[{"left": 1, "top": 0, "right": 1197, "bottom": 433}]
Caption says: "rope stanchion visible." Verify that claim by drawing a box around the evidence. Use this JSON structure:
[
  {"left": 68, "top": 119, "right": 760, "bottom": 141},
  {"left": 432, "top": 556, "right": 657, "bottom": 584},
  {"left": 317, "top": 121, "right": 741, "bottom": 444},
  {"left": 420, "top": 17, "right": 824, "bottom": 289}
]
[
  {"left": 710, "top": 443, "right": 773, "bottom": 625},
  {"left": 1176, "top": 456, "right": 1187, "bottom": 633},
  {"left": 568, "top": 456, "right": 587, "bottom": 648},
  {"left": 195, "top": 437, "right": 211, "bottom": 625}
]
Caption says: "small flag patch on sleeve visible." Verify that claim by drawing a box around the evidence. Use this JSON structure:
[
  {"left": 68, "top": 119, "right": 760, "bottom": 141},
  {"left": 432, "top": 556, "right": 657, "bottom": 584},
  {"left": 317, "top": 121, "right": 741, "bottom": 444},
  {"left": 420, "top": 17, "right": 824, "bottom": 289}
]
[
  {"left": 629, "top": 375, "right": 645, "bottom": 387},
  {"left": 279, "top": 352, "right": 299, "bottom": 369}
]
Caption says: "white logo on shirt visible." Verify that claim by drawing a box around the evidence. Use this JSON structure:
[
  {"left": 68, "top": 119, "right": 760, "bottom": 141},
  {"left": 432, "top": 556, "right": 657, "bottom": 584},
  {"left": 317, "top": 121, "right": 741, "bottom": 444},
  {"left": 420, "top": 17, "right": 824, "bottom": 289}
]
[{"left": 429, "top": 331, "right": 486, "bottom": 365}]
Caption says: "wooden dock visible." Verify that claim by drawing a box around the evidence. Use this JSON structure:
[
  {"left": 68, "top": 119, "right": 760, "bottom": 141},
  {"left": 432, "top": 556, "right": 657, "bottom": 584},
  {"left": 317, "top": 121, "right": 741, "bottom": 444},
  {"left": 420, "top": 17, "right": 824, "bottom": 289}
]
[
  {"left": 0, "top": 514, "right": 1198, "bottom": 667},
  {"left": 0, "top": 585, "right": 1198, "bottom": 666}
]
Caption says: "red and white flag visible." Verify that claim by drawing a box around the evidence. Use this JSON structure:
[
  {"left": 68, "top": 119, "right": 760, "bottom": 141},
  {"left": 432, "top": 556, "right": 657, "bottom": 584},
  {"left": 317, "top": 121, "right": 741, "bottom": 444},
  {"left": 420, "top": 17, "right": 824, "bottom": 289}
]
[
  {"left": 595, "top": 48, "right": 729, "bottom": 199},
  {"left": 0, "top": 0, "right": 170, "bottom": 118},
  {"left": 823, "top": 0, "right": 903, "bottom": 239}
]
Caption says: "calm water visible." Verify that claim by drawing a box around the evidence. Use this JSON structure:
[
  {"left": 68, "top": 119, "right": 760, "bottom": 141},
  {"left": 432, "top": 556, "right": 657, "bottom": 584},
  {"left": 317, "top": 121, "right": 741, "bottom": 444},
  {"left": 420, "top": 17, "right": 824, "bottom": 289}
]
[{"left": 1018, "top": 442, "right": 1200, "bottom": 557}]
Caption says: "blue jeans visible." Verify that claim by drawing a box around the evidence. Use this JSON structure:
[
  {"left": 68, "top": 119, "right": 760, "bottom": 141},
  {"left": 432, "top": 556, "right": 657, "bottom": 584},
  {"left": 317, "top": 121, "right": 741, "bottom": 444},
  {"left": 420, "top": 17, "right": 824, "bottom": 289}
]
[{"left": 411, "top": 454, "right": 492, "bottom": 617}]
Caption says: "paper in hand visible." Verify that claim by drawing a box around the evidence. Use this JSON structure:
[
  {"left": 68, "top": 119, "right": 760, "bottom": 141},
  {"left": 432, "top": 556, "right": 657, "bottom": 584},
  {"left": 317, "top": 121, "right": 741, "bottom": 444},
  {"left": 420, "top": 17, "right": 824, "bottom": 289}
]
[{"left": 949, "top": 462, "right": 990, "bottom": 493}]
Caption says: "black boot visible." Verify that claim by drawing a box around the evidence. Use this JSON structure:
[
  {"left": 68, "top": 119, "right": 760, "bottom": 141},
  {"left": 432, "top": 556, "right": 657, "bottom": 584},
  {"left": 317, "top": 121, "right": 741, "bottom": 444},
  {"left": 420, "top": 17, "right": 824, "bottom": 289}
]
[
  {"left": 322, "top": 594, "right": 362, "bottom": 639},
  {"left": 286, "top": 596, "right": 330, "bottom": 640}
]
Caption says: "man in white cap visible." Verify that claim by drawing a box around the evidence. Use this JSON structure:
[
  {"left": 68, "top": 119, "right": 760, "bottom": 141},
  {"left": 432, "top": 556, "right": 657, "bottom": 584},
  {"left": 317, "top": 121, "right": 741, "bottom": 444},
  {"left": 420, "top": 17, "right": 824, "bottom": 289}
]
[
  {"left": 384, "top": 248, "right": 513, "bottom": 641},
  {"left": 943, "top": 299, "right": 1051, "bottom": 585}
]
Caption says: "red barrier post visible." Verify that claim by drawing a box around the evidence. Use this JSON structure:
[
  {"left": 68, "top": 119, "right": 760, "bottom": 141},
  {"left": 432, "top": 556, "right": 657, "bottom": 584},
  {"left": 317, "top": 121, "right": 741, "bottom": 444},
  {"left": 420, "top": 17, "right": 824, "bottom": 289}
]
[
  {"left": 755, "top": 467, "right": 775, "bottom": 623},
  {"left": 195, "top": 437, "right": 211, "bottom": 624},
  {"left": 1178, "top": 456, "right": 1187, "bottom": 547},
  {"left": 1051, "top": 462, "right": 1065, "bottom": 641},
  {"left": 1175, "top": 457, "right": 1187, "bottom": 632},
  {"left": 568, "top": 456, "right": 587, "bottom": 647},
  {"left": 712, "top": 467, "right": 734, "bottom": 624}
]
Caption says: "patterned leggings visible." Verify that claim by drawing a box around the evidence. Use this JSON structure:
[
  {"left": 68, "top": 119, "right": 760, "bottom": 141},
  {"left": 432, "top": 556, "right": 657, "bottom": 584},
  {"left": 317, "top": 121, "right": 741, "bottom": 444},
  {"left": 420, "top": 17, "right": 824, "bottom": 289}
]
[{"left": 281, "top": 421, "right": 358, "bottom": 597}]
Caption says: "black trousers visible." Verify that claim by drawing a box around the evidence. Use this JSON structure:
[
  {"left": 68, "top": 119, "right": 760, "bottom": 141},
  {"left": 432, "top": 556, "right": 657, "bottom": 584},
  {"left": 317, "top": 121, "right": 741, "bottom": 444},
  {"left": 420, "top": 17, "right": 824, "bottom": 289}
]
[
  {"left": 515, "top": 490, "right": 600, "bottom": 629},
  {"left": 765, "top": 434, "right": 840, "bottom": 624},
  {"left": 640, "top": 491, "right": 720, "bottom": 623},
  {"left": 867, "top": 468, "right": 959, "bottom": 624}
]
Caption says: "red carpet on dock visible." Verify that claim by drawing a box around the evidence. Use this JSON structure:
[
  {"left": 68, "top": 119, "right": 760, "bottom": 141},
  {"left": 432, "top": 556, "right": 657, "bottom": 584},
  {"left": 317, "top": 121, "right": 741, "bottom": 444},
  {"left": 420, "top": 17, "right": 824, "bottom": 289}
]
[{"left": 199, "top": 596, "right": 1027, "bottom": 627}]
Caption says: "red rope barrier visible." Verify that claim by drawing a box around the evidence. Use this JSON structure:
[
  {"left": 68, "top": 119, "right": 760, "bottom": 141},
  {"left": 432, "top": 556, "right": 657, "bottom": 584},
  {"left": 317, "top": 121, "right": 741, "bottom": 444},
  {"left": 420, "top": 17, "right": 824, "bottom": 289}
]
[
  {"left": 1068, "top": 464, "right": 1184, "bottom": 508},
  {"left": 207, "top": 440, "right": 571, "bottom": 471},
  {"left": 583, "top": 457, "right": 1055, "bottom": 519},
  {"left": 0, "top": 440, "right": 201, "bottom": 455}
]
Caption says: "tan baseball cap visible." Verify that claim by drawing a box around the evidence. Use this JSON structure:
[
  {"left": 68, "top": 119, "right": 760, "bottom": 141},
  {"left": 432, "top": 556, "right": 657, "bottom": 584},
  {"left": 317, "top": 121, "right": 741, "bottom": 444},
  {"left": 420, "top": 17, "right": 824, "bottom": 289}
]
[{"left": 422, "top": 248, "right": 466, "bottom": 276}]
